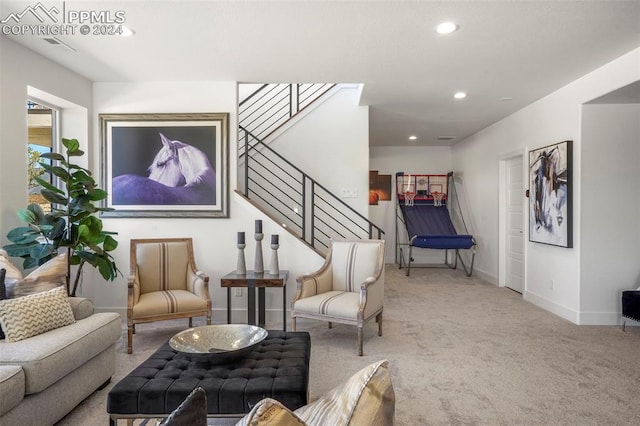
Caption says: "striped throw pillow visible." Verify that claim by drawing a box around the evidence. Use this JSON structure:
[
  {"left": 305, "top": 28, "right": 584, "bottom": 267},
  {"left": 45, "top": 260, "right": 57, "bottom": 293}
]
[{"left": 0, "top": 286, "right": 75, "bottom": 342}]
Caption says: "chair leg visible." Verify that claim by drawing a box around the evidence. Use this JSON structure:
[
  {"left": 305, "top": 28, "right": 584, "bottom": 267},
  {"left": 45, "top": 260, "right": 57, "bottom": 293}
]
[
  {"left": 127, "top": 325, "right": 133, "bottom": 354},
  {"left": 376, "top": 313, "right": 383, "bottom": 336},
  {"left": 358, "top": 326, "right": 363, "bottom": 356},
  {"left": 623, "top": 319, "right": 626, "bottom": 332},
  {"left": 189, "top": 317, "right": 193, "bottom": 328},
  {"left": 291, "top": 317, "right": 297, "bottom": 331},
  {"left": 132, "top": 324, "right": 136, "bottom": 335},
  {"left": 206, "top": 312, "right": 212, "bottom": 325},
  {"left": 328, "top": 322, "right": 333, "bottom": 329}
]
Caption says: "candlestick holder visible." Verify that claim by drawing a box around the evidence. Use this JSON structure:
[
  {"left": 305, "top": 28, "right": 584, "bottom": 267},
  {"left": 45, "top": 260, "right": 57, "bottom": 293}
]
[
  {"left": 236, "top": 242, "right": 246, "bottom": 275},
  {"left": 269, "top": 242, "right": 280, "bottom": 275},
  {"left": 254, "top": 232, "right": 264, "bottom": 273}
]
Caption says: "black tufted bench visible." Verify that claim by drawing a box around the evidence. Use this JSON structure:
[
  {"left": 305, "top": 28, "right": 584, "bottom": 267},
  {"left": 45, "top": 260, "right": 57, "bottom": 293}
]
[{"left": 107, "top": 330, "right": 310, "bottom": 425}]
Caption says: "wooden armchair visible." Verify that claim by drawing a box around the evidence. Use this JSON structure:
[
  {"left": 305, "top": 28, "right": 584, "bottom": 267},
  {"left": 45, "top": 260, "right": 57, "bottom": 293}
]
[
  {"left": 127, "top": 238, "right": 211, "bottom": 353},
  {"left": 291, "top": 240, "right": 385, "bottom": 356}
]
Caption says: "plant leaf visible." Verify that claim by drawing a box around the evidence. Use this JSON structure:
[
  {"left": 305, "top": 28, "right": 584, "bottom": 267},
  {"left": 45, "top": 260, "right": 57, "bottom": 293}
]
[
  {"left": 39, "top": 152, "right": 65, "bottom": 161},
  {"left": 16, "top": 208, "right": 37, "bottom": 224},
  {"left": 62, "top": 138, "right": 80, "bottom": 153},
  {"left": 103, "top": 235, "right": 118, "bottom": 251},
  {"left": 34, "top": 177, "right": 64, "bottom": 194},
  {"left": 6, "top": 227, "right": 39, "bottom": 243},
  {"left": 41, "top": 189, "right": 68, "bottom": 205}
]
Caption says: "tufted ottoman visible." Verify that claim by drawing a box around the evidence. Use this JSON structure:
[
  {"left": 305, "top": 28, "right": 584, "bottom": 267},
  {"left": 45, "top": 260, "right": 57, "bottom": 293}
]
[{"left": 107, "top": 330, "right": 310, "bottom": 425}]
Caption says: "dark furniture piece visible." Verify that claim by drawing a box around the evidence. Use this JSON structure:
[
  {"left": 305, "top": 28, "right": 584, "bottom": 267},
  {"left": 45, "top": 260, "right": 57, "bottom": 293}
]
[
  {"left": 107, "top": 330, "right": 310, "bottom": 425},
  {"left": 221, "top": 270, "right": 288, "bottom": 330},
  {"left": 622, "top": 290, "right": 640, "bottom": 331}
]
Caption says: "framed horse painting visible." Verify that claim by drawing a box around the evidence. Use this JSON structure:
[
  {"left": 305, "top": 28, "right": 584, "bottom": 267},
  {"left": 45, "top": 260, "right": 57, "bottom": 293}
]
[{"left": 99, "top": 113, "right": 229, "bottom": 217}]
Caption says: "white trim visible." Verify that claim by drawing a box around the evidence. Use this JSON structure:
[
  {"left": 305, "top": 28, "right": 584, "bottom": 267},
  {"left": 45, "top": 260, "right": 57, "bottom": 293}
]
[{"left": 525, "top": 290, "right": 578, "bottom": 324}]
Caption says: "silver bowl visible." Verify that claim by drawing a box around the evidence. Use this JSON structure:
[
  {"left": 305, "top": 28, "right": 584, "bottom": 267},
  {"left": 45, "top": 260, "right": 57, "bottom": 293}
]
[{"left": 169, "top": 324, "right": 268, "bottom": 360}]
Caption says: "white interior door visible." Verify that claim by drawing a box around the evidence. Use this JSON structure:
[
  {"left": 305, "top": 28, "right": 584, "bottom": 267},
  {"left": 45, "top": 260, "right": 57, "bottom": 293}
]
[{"left": 505, "top": 156, "right": 524, "bottom": 293}]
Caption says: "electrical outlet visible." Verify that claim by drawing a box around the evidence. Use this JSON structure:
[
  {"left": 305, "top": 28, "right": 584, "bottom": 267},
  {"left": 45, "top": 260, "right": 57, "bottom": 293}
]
[{"left": 234, "top": 288, "right": 242, "bottom": 297}]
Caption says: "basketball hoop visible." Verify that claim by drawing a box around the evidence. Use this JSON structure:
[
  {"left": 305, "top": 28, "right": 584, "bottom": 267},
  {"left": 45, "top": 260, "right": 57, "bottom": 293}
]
[
  {"left": 404, "top": 192, "right": 415, "bottom": 206},
  {"left": 432, "top": 191, "right": 444, "bottom": 207}
]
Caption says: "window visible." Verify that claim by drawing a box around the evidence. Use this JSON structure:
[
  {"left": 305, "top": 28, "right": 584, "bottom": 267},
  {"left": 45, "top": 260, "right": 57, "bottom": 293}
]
[{"left": 27, "top": 100, "right": 57, "bottom": 213}]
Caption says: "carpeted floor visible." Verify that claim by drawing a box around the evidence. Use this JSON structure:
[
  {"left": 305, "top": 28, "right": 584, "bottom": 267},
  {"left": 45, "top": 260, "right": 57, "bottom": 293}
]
[{"left": 57, "top": 265, "right": 640, "bottom": 425}]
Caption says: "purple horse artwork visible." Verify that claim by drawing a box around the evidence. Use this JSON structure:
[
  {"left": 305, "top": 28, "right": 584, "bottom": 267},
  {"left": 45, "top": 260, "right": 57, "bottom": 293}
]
[{"left": 112, "top": 133, "right": 216, "bottom": 205}]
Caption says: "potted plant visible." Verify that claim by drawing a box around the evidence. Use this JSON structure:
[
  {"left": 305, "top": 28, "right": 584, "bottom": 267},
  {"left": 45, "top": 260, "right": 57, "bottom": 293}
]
[{"left": 3, "top": 138, "right": 119, "bottom": 296}]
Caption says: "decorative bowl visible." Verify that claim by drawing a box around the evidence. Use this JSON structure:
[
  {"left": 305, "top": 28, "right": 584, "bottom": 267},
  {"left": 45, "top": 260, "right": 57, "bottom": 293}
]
[{"left": 169, "top": 324, "right": 268, "bottom": 361}]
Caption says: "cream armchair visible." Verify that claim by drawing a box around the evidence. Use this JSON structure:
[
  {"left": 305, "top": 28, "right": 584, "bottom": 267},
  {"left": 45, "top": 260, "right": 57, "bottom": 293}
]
[
  {"left": 292, "top": 240, "right": 385, "bottom": 356},
  {"left": 127, "top": 238, "right": 211, "bottom": 353}
]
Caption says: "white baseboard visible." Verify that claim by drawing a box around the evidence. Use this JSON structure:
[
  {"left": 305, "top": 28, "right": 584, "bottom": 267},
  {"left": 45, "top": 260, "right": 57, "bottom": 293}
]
[
  {"left": 578, "top": 311, "right": 632, "bottom": 326},
  {"left": 525, "top": 291, "right": 579, "bottom": 324}
]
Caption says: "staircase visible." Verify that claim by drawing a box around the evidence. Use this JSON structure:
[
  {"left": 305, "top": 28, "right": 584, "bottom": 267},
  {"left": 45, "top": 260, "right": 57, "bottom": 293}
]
[{"left": 238, "top": 84, "right": 384, "bottom": 253}]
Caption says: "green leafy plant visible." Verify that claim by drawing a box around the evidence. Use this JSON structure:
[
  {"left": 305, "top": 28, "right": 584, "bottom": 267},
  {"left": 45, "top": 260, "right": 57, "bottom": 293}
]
[{"left": 4, "top": 138, "right": 119, "bottom": 296}]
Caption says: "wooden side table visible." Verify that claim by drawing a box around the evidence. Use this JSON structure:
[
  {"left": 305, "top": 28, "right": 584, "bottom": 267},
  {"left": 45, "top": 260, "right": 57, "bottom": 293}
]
[{"left": 220, "top": 270, "right": 288, "bottom": 330}]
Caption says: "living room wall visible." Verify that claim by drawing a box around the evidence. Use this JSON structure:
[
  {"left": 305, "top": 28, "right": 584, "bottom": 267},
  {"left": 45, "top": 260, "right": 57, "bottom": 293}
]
[
  {"left": 580, "top": 103, "right": 640, "bottom": 324},
  {"left": 0, "top": 38, "right": 92, "bottom": 241},
  {"left": 451, "top": 47, "right": 640, "bottom": 324}
]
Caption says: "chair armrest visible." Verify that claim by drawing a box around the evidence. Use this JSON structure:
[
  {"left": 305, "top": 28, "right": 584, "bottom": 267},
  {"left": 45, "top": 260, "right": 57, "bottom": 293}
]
[
  {"left": 295, "top": 263, "right": 332, "bottom": 303},
  {"left": 359, "top": 266, "right": 385, "bottom": 318},
  {"left": 188, "top": 269, "right": 210, "bottom": 301},
  {"left": 68, "top": 297, "right": 94, "bottom": 320},
  {"left": 128, "top": 271, "right": 140, "bottom": 308}
]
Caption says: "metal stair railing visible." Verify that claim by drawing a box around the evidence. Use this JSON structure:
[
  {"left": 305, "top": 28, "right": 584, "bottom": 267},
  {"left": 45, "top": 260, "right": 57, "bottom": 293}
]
[
  {"left": 240, "top": 126, "right": 384, "bottom": 252},
  {"left": 239, "top": 83, "right": 336, "bottom": 151}
]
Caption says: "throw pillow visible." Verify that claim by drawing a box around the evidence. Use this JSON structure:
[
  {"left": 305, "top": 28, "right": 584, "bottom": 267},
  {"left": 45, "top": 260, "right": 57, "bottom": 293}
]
[
  {"left": 0, "top": 251, "right": 67, "bottom": 298},
  {"left": 0, "top": 249, "right": 22, "bottom": 284},
  {"left": 160, "top": 387, "right": 207, "bottom": 426},
  {"left": 235, "top": 398, "right": 307, "bottom": 426},
  {"left": 0, "top": 285, "right": 75, "bottom": 342},
  {"left": 294, "top": 360, "right": 395, "bottom": 426}
]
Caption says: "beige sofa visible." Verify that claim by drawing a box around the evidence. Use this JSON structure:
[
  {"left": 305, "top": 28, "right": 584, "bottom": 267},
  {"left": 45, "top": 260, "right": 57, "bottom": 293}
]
[{"left": 0, "top": 297, "right": 121, "bottom": 426}]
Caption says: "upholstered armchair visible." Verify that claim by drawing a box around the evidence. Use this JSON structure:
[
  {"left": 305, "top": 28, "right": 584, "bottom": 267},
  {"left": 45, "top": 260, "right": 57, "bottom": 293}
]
[
  {"left": 128, "top": 238, "right": 211, "bottom": 353},
  {"left": 291, "top": 240, "right": 385, "bottom": 356}
]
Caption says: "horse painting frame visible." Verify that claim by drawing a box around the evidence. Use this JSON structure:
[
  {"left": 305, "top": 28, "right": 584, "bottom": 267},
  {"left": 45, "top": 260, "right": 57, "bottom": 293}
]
[
  {"left": 528, "top": 140, "right": 573, "bottom": 248},
  {"left": 100, "top": 113, "right": 229, "bottom": 218}
]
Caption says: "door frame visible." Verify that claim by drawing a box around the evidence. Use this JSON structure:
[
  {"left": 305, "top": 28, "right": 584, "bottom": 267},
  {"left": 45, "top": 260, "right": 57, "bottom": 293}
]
[{"left": 498, "top": 151, "right": 527, "bottom": 292}]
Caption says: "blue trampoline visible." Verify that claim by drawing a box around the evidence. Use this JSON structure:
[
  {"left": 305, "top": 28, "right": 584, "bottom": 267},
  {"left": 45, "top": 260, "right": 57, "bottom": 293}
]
[{"left": 395, "top": 172, "right": 476, "bottom": 276}]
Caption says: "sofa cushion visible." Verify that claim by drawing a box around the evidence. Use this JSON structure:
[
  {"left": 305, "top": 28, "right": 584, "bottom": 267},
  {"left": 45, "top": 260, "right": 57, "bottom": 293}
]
[
  {"left": 0, "top": 286, "right": 75, "bottom": 342},
  {"left": 0, "top": 365, "right": 24, "bottom": 416},
  {"left": 0, "top": 311, "right": 121, "bottom": 394}
]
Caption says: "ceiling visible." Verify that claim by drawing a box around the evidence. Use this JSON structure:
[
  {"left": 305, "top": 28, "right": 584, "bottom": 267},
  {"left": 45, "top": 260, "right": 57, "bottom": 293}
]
[{"left": 1, "top": 1, "right": 639, "bottom": 147}]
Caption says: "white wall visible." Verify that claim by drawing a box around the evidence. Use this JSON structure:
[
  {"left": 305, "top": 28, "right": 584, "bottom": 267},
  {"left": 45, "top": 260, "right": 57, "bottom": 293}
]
[
  {"left": 270, "top": 86, "right": 370, "bottom": 216},
  {"left": 91, "top": 82, "right": 325, "bottom": 323},
  {"left": 580, "top": 104, "right": 640, "bottom": 324},
  {"left": 369, "top": 146, "right": 452, "bottom": 263},
  {"left": 0, "top": 38, "right": 92, "bottom": 242},
  {"left": 452, "top": 47, "right": 640, "bottom": 323}
]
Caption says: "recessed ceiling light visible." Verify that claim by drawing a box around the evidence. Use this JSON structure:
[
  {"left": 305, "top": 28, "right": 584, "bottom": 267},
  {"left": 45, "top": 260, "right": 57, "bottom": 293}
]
[
  {"left": 454, "top": 92, "right": 467, "bottom": 99},
  {"left": 435, "top": 22, "right": 459, "bottom": 35},
  {"left": 409, "top": 135, "right": 417, "bottom": 141}
]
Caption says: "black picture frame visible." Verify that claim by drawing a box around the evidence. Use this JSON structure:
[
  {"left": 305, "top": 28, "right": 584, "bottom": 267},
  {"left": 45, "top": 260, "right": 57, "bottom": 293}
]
[
  {"left": 528, "top": 140, "right": 573, "bottom": 248},
  {"left": 100, "top": 113, "right": 229, "bottom": 218}
]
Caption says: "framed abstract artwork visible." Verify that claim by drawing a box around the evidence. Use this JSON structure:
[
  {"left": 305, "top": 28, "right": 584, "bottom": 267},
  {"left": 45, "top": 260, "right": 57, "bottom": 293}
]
[
  {"left": 99, "top": 113, "right": 229, "bottom": 218},
  {"left": 529, "top": 140, "right": 572, "bottom": 247}
]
